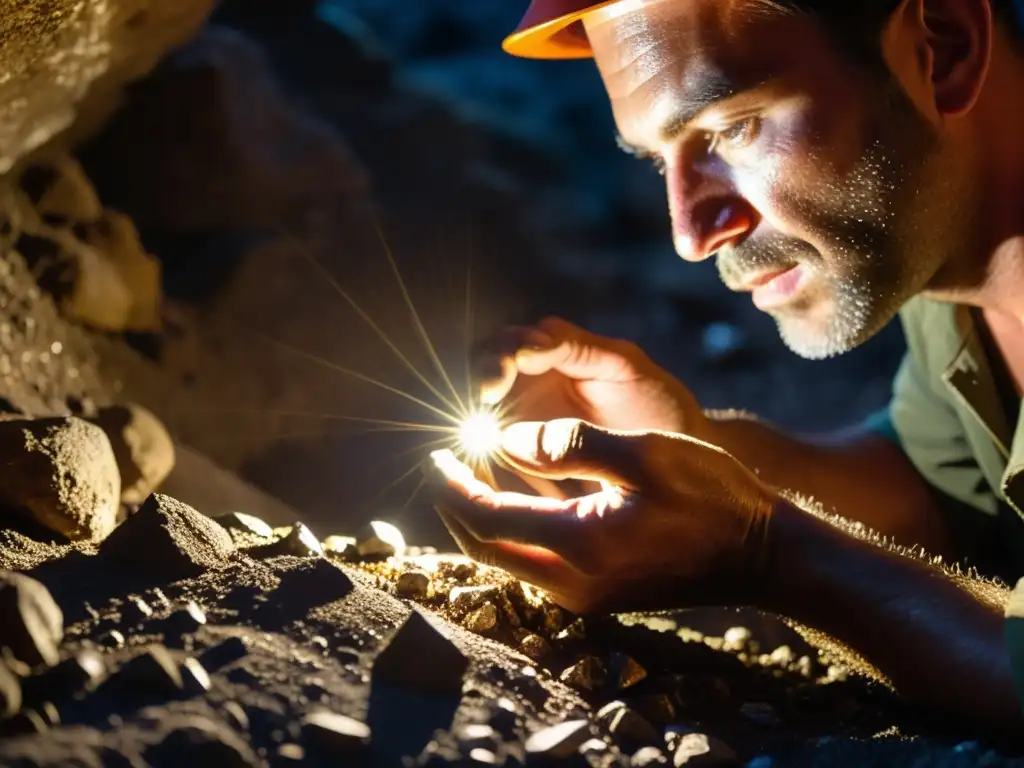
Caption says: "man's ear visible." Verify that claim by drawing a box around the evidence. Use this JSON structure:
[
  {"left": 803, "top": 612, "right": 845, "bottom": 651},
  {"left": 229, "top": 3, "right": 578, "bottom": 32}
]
[{"left": 919, "top": 0, "right": 993, "bottom": 117}]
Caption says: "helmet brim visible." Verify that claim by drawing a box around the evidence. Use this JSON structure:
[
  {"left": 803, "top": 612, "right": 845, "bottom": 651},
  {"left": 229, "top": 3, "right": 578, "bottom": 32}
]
[{"left": 502, "top": 0, "right": 622, "bottom": 59}]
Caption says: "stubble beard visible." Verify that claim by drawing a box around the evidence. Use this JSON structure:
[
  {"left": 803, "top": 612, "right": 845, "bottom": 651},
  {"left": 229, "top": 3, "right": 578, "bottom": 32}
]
[{"left": 720, "top": 79, "right": 953, "bottom": 361}]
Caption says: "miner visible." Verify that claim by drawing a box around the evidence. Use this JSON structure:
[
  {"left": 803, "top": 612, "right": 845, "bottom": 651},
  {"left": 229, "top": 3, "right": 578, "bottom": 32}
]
[{"left": 427, "top": 0, "right": 1024, "bottom": 733}]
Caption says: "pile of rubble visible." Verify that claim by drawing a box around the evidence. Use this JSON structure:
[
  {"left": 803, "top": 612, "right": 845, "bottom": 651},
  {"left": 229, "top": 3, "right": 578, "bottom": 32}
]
[{"left": 1, "top": 412, "right": 1017, "bottom": 766}]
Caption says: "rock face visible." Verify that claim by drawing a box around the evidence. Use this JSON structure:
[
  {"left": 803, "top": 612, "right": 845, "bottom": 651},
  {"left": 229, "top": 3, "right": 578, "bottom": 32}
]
[
  {"left": 0, "top": 0, "right": 215, "bottom": 175},
  {"left": 87, "top": 403, "right": 175, "bottom": 505},
  {"left": 0, "top": 416, "right": 120, "bottom": 543}
]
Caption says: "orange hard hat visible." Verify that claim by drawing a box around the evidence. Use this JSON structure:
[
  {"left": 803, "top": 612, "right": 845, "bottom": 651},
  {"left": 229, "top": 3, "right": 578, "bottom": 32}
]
[{"left": 502, "top": 0, "right": 623, "bottom": 59}]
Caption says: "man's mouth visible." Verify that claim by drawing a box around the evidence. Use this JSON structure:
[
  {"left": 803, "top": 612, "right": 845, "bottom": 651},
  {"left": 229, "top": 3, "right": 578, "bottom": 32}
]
[{"left": 742, "top": 265, "right": 807, "bottom": 310}]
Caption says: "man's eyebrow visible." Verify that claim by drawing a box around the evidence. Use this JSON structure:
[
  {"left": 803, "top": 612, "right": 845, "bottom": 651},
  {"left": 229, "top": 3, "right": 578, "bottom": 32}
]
[
  {"left": 659, "top": 74, "right": 741, "bottom": 141},
  {"left": 616, "top": 71, "right": 766, "bottom": 156}
]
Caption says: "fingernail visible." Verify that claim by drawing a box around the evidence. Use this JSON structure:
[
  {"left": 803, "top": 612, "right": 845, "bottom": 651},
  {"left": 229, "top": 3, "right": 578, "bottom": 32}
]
[{"left": 500, "top": 421, "right": 543, "bottom": 461}]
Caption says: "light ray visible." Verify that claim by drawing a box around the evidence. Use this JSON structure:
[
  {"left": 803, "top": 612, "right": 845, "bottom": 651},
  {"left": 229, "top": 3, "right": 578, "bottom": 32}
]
[
  {"left": 243, "top": 326, "right": 462, "bottom": 427},
  {"left": 371, "top": 220, "right": 468, "bottom": 418},
  {"left": 280, "top": 229, "right": 463, "bottom": 417}
]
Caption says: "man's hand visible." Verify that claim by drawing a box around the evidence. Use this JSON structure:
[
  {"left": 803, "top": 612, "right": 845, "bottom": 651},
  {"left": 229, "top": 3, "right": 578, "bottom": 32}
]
[
  {"left": 476, "top": 317, "right": 707, "bottom": 437},
  {"left": 426, "top": 417, "right": 775, "bottom": 615}
]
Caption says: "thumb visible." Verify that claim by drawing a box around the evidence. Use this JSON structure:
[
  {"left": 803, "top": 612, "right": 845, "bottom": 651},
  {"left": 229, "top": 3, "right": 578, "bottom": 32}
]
[{"left": 498, "top": 418, "right": 648, "bottom": 488}]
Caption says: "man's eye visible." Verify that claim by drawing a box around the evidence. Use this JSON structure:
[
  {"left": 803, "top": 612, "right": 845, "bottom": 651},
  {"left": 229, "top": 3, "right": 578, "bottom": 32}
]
[{"left": 708, "top": 117, "right": 762, "bottom": 155}]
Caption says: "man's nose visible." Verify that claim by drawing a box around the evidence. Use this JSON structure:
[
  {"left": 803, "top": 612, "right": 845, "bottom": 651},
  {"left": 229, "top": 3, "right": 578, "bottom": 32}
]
[{"left": 666, "top": 164, "right": 757, "bottom": 262}]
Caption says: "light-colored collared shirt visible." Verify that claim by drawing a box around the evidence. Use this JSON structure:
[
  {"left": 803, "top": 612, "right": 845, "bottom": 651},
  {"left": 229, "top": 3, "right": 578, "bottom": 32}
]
[{"left": 873, "top": 295, "right": 1024, "bottom": 711}]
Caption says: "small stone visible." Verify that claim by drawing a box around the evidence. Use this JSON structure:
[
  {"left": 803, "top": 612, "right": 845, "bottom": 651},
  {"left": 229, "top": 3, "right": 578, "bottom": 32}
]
[
  {"left": 355, "top": 520, "right": 405, "bottom": 559},
  {"left": 146, "top": 714, "right": 259, "bottom": 767},
  {"left": 396, "top": 569, "right": 430, "bottom": 600},
  {"left": 673, "top": 733, "right": 738, "bottom": 767},
  {"left": 554, "top": 619, "right": 586, "bottom": 645},
  {"left": 180, "top": 657, "right": 212, "bottom": 695},
  {"left": 628, "top": 694, "right": 676, "bottom": 726},
  {"left": 98, "top": 629, "right": 126, "bottom": 649},
  {"left": 468, "top": 747, "right": 499, "bottom": 764},
  {"left": 215, "top": 511, "right": 274, "bottom": 539},
  {"left": 126, "top": 596, "right": 153, "bottom": 621},
  {"left": 26, "top": 156, "right": 103, "bottom": 222},
  {"left": 301, "top": 709, "right": 370, "bottom": 755},
  {"left": 609, "top": 653, "right": 647, "bottom": 690},
  {"left": 165, "top": 602, "right": 207, "bottom": 641},
  {"left": 0, "top": 708, "right": 48, "bottom": 736},
  {"left": 0, "top": 572, "right": 63, "bottom": 668},
  {"left": 489, "top": 697, "right": 518, "bottom": 737},
  {"left": 449, "top": 585, "right": 499, "bottom": 613},
  {"left": 99, "top": 494, "right": 234, "bottom": 580},
  {"left": 87, "top": 403, "right": 175, "bottom": 506},
  {"left": 579, "top": 738, "right": 608, "bottom": 754},
  {"left": 560, "top": 656, "right": 606, "bottom": 691},
  {"left": 37, "top": 700, "right": 59, "bottom": 727},
  {"left": 0, "top": 661, "right": 21, "bottom": 718},
  {"left": 795, "top": 656, "right": 813, "bottom": 678},
  {"left": 321, "top": 535, "right": 358, "bottom": 559},
  {"left": 451, "top": 562, "right": 476, "bottom": 581},
  {"left": 20, "top": 650, "right": 105, "bottom": 705},
  {"left": 457, "top": 723, "right": 498, "bottom": 751},
  {"left": 632, "top": 746, "right": 669, "bottom": 766},
  {"left": 722, "top": 627, "right": 753, "bottom": 652},
  {"left": 767, "top": 646, "right": 794, "bottom": 666},
  {"left": 199, "top": 636, "right": 250, "bottom": 671},
  {"left": 109, "top": 645, "right": 183, "bottom": 695},
  {"left": 524, "top": 720, "right": 592, "bottom": 760},
  {"left": 496, "top": 593, "right": 521, "bottom": 628},
  {"left": 598, "top": 702, "right": 660, "bottom": 751},
  {"left": 223, "top": 701, "right": 249, "bottom": 730},
  {"left": 0, "top": 417, "right": 120, "bottom": 543},
  {"left": 275, "top": 743, "right": 304, "bottom": 763},
  {"left": 542, "top": 605, "right": 567, "bottom": 634},
  {"left": 464, "top": 604, "right": 498, "bottom": 633},
  {"left": 517, "top": 632, "right": 551, "bottom": 661},
  {"left": 372, "top": 606, "right": 468, "bottom": 694},
  {"left": 739, "top": 702, "right": 778, "bottom": 727},
  {"left": 252, "top": 523, "right": 323, "bottom": 558}
]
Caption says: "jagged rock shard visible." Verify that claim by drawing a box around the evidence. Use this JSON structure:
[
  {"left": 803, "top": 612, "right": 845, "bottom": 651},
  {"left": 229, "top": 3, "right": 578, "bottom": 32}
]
[
  {"left": 215, "top": 511, "right": 274, "bottom": 539},
  {"left": 372, "top": 607, "right": 468, "bottom": 695},
  {"left": 20, "top": 650, "right": 105, "bottom": 706},
  {"left": 0, "top": 416, "right": 120, "bottom": 543},
  {"left": 632, "top": 746, "right": 669, "bottom": 766},
  {"left": 99, "top": 493, "right": 234, "bottom": 581},
  {"left": 109, "top": 645, "right": 183, "bottom": 696},
  {"left": 0, "top": 572, "right": 63, "bottom": 669},
  {"left": 251, "top": 523, "right": 322, "bottom": 559},
  {"left": 673, "top": 733, "right": 738, "bottom": 767},
  {"left": 301, "top": 710, "right": 370, "bottom": 756},
  {"left": 356, "top": 520, "right": 405, "bottom": 559},
  {"left": 524, "top": 719, "right": 592, "bottom": 760}
]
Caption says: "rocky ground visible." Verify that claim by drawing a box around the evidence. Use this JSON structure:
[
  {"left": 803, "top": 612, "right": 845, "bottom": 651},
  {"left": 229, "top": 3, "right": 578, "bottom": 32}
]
[
  {"left": 1, "top": 486, "right": 1023, "bottom": 767},
  {"left": 1, "top": 1, "right": 1023, "bottom": 765}
]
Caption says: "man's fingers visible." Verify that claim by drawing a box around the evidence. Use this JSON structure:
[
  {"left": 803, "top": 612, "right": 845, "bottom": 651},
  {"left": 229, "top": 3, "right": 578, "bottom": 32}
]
[
  {"left": 472, "top": 325, "right": 556, "bottom": 405},
  {"left": 499, "top": 418, "right": 649, "bottom": 488},
  {"left": 435, "top": 509, "right": 569, "bottom": 592},
  {"left": 426, "top": 449, "right": 596, "bottom": 566}
]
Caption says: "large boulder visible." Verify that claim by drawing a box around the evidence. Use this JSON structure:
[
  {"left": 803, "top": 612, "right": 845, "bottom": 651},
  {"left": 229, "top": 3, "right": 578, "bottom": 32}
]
[
  {"left": 0, "top": 0, "right": 215, "bottom": 175},
  {"left": 0, "top": 416, "right": 121, "bottom": 544}
]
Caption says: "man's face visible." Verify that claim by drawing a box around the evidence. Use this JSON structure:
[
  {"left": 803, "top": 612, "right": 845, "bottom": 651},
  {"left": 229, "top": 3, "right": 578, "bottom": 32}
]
[{"left": 584, "top": 0, "right": 970, "bottom": 359}]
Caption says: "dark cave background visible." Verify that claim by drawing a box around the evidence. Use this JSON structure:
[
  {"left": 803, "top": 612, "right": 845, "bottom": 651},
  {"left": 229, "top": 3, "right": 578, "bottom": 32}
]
[{"left": 76, "top": 0, "right": 907, "bottom": 545}]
